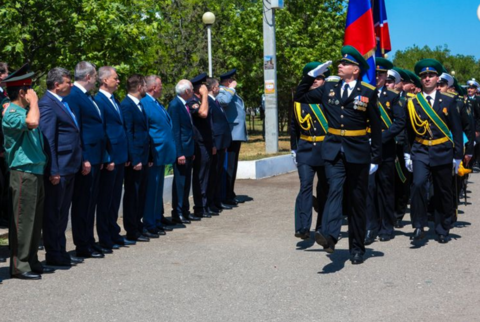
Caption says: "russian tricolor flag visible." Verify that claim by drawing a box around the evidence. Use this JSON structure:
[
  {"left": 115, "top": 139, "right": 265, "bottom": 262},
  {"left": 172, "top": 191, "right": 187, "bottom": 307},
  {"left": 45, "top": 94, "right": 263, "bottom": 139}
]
[
  {"left": 374, "top": 0, "right": 392, "bottom": 57},
  {"left": 344, "top": 0, "right": 377, "bottom": 86}
]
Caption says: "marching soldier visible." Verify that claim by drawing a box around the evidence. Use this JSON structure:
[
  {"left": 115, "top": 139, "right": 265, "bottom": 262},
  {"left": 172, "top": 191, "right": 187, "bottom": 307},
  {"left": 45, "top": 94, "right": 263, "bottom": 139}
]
[
  {"left": 291, "top": 62, "right": 330, "bottom": 240},
  {"left": 365, "top": 58, "right": 405, "bottom": 244},
  {"left": 295, "top": 46, "right": 382, "bottom": 265},
  {"left": 466, "top": 79, "right": 480, "bottom": 171},
  {"left": 405, "top": 59, "right": 463, "bottom": 244}
]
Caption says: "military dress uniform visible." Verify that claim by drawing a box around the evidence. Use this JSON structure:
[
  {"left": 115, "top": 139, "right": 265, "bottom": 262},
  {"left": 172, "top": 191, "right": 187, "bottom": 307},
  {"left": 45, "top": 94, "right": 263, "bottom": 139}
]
[
  {"left": 295, "top": 46, "right": 382, "bottom": 263},
  {"left": 406, "top": 59, "right": 463, "bottom": 243}
]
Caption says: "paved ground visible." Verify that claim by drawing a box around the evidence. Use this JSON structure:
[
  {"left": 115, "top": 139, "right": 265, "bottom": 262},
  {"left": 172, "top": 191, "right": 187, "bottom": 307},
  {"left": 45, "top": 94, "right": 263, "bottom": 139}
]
[{"left": 1, "top": 171, "right": 480, "bottom": 322}]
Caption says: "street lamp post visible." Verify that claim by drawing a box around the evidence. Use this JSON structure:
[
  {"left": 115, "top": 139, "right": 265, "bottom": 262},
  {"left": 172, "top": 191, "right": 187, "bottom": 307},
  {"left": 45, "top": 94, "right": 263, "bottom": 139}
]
[{"left": 202, "top": 12, "right": 216, "bottom": 77}]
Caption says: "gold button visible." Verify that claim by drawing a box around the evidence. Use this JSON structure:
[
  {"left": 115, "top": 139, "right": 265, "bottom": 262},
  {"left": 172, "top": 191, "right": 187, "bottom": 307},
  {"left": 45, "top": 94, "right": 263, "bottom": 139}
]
[
  {"left": 341, "top": 124, "right": 344, "bottom": 128},
  {"left": 314, "top": 128, "right": 317, "bottom": 131},
  {"left": 341, "top": 106, "right": 344, "bottom": 110},
  {"left": 341, "top": 115, "right": 344, "bottom": 118}
]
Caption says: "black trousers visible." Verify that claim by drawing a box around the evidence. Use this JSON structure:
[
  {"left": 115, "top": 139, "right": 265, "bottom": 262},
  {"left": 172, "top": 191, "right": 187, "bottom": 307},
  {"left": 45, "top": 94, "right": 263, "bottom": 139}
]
[
  {"left": 96, "top": 163, "right": 125, "bottom": 247},
  {"left": 323, "top": 153, "right": 369, "bottom": 255},
  {"left": 208, "top": 148, "right": 227, "bottom": 208},
  {"left": 192, "top": 144, "right": 212, "bottom": 214},
  {"left": 225, "top": 141, "right": 241, "bottom": 201},
  {"left": 123, "top": 165, "right": 148, "bottom": 239},
  {"left": 43, "top": 174, "right": 75, "bottom": 263},
  {"left": 172, "top": 156, "right": 193, "bottom": 217},
  {"left": 366, "top": 161, "right": 395, "bottom": 237},
  {"left": 295, "top": 163, "right": 328, "bottom": 232},
  {"left": 410, "top": 160, "right": 454, "bottom": 236},
  {"left": 394, "top": 145, "right": 411, "bottom": 221},
  {"left": 71, "top": 164, "right": 101, "bottom": 253}
]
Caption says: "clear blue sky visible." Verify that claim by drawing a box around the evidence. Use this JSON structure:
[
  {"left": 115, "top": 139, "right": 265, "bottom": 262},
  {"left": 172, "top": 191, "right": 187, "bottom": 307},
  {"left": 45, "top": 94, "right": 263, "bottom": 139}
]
[{"left": 386, "top": 0, "right": 480, "bottom": 59}]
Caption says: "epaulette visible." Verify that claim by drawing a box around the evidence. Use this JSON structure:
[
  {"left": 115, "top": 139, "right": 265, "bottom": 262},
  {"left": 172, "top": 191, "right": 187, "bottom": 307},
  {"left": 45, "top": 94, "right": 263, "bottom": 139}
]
[
  {"left": 361, "top": 81, "right": 375, "bottom": 90},
  {"left": 439, "top": 92, "right": 454, "bottom": 98},
  {"left": 326, "top": 78, "right": 340, "bottom": 82},
  {"left": 2, "top": 102, "right": 10, "bottom": 110},
  {"left": 387, "top": 88, "right": 399, "bottom": 94},
  {"left": 220, "top": 87, "right": 235, "bottom": 95}
]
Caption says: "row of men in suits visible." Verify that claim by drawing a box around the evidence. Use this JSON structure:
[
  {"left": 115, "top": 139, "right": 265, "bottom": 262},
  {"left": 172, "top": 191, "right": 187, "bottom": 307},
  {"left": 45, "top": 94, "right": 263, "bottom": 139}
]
[
  {"left": 0, "top": 61, "right": 249, "bottom": 279},
  {"left": 291, "top": 46, "right": 475, "bottom": 265}
]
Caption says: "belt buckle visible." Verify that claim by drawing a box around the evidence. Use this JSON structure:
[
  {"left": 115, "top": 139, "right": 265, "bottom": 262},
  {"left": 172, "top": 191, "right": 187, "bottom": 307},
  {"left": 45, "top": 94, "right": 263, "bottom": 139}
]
[
  {"left": 428, "top": 140, "right": 432, "bottom": 146},
  {"left": 340, "top": 129, "right": 346, "bottom": 136},
  {"left": 313, "top": 135, "right": 316, "bottom": 142}
]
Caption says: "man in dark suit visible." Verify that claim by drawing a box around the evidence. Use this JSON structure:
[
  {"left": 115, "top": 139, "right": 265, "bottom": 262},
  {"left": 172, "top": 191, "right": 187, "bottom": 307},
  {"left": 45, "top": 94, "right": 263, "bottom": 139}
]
[
  {"left": 405, "top": 59, "right": 463, "bottom": 244},
  {"left": 64, "top": 61, "right": 105, "bottom": 259},
  {"left": 168, "top": 80, "right": 197, "bottom": 224},
  {"left": 206, "top": 77, "right": 232, "bottom": 215},
  {"left": 187, "top": 73, "right": 212, "bottom": 218},
  {"left": 365, "top": 58, "right": 405, "bottom": 245},
  {"left": 120, "top": 74, "right": 151, "bottom": 241},
  {"left": 39, "top": 68, "right": 83, "bottom": 268},
  {"left": 94, "top": 66, "right": 135, "bottom": 249},
  {"left": 142, "top": 75, "right": 176, "bottom": 236},
  {"left": 295, "top": 46, "right": 382, "bottom": 265}
]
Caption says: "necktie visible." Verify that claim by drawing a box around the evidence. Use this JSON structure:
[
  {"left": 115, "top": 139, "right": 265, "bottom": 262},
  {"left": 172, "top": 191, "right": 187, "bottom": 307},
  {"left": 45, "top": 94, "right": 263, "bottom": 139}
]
[
  {"left": 426, "top": 95, "right": 433, "bottom": 106},
  {"left": 110, "top": 95, "right": 122, "bottom": 119},
  {"left": 87, "top": 93, "right": 102, "bottom": 118},
  {"left": 62, "top": 101, "right": 78, "bottom": 128},
  {"left": 342, "top": 83, "right": 350, "bottom": 101}
]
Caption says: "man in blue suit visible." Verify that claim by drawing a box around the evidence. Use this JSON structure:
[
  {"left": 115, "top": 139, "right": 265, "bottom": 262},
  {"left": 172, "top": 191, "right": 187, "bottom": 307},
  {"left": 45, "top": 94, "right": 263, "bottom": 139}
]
[
  {"left": 142, "top": 75, "right": 176, "bottom": 236},
  {"left": 121, "top": 74, "right": 151, "bottom": 241},
  {"left": 94, "top": 66, "right": 136, "bottom": 249},
  {"left": 206, "top": 77, "right": 232, "bottom": 214},
  {"left": 64, "top": 61, "right": 105, "bottom": 259},
  {"left": 217, "top": 69, "right": 248, "bottom": 206},
  {"left": 168, "top": 80, "right": 198, "bottom": 224},
  {"left": 39, "top": 67, "right": 82, "bottom": 268}
]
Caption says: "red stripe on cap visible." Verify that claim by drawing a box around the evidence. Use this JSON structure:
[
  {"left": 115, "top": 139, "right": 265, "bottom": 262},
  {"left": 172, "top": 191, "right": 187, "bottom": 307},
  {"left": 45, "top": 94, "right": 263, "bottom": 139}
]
[{"left": 5, "top": 79, "right": 32, "bottom": 87}]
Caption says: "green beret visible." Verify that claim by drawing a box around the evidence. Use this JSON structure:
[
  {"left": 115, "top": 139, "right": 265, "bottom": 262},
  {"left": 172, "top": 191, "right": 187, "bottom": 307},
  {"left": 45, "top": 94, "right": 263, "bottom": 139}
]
[
  {"left": 453, "top": 77, "right": 464, "bottom": 96},
  {"left": 405, "top": 70, "right": 422, "bottom": 88},
  {"left": 392, "top": 67, "right": 410, "bottom": 82},
  {"left": 302, "top": 62, "right": 330, "bottom": 78},
  {"left": 339, "top": 46, "right": 370, "bottom": 71},
  {"left": 376, "top": 57, "right": 393, "bottom": 72},
  {"left": 414, "top": 59, "right": 445, "bottom": 76}
]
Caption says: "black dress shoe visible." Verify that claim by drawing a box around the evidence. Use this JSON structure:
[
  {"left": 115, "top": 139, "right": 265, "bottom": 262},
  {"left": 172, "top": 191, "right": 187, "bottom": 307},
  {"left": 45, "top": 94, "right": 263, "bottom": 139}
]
[
  {"left": 295, "top": 229, "right": 310, "bottom": 240},
  {"left": 136, "top": 235, "right": 150, "bottom": 242},
  {"left": 172, "top": 215, "right": 191, "bottom": 224},
  {"left": 195, "top": 212, "right": 211, "bottom": 218},
  {"left": 217, "top": 203, "right": 233, "bottom": 210},
  {"left": 161, "top": 217, "right": 175, "bottom": 226},
  {"left": 394, "top": 219, "right": 404, "bottom": 228},
  {"left": 437, "top": 234, "right": 449, "bottom": 244},
  {"left": 143, "top": 230, "right": 160, "bottom": 239},
  {"left": 94, "top": 244, "right": 113, "bottom": 254},
  {"left": 411, "top": 228, "right": 426, "bottom": 241},
  {"left": 223, "top": 199, "right": 238, "bottom": 206},
  {"left": 185, "top": 214, "right": 201, "bottom": 221},
  {"left": 70, "top": 256, "right": 84, "bottom": 264},
  {"left": 33, "top": 266, "right": 55, "bottom": 274},
  {"left": 76, "top": 250, "right": 105, "bottom": 259},
  {"left": 364, "top": 230, "right": 377, "bottom": 245},
  {"left": 235, "top": 197, "right": 245, "bottom": 204},
  {"left": 351, "top": 253, "right": 364, "bottom": 265},
  {"left": 12, "top": 272, "right": 42, "bottom": 280},
  {"left": 314, "top": 231, "right": 335, "bottom": 253},
  {"left": 111, "top": 244, "right": 120, "bottom": 250},
  {"left": 157, "top": 225, "right": 173, "bottom": 232},
  {"left": 116, "top": 237, "right": 136, "bottom": 246},
  {"left": 155, "top": 227, "right": 167, "bottom": 235},
  {"left": 379, "top": 234, "right": 392, "bottom": 242},
  {"left": 207, "top": 207, "right": 220, "bottom": 215},
  {"left": 46, "top": 259, "right": 74, "bottom": 267}
]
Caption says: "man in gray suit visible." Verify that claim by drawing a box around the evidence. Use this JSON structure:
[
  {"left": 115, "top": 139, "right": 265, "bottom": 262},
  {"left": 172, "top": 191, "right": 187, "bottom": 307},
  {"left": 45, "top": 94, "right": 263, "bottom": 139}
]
[{"left": 216, "top": 69, "right": 247, "bottom": 206}]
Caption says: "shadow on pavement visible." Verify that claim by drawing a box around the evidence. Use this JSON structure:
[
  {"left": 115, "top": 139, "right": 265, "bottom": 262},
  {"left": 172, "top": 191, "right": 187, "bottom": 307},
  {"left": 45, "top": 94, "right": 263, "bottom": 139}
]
[{"left": 317, "top": 249, "right": 385, "bottom": 274}]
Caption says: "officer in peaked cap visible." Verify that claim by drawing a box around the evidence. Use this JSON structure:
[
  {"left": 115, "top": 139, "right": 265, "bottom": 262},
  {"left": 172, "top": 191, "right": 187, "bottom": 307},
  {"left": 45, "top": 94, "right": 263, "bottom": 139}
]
[
  {"left": 216, "top": 68, "right": 248, "bottom": 206},
  {"left": 291, "top": 62, "right": 331, "bottom": 240},
  {"left": 294, "top": 45, "right": 382, "bottom": 264},
  {"left": 404, "top": 59, "right": 462, "bottom": 244},
  {"left": 365, "top": 57, "right": 405, "bottom": 245},
  {"left": 466, "top": 79, "right": 480, "bottom": 170}
]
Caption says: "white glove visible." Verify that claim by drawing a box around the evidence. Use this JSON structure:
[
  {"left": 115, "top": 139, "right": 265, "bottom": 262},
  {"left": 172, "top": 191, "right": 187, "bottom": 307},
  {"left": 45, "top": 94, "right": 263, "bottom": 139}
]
[
  {"left": 291, "top": 150, "right": 297, "bottom": 166},
  {"left": 369, "top": 164, "right": 378, "bottom": 175},
  {"left": 404, "top": 153, "right": 413, "bottom": 172},
  {"left": 308, "top": 61, "right": 332, "bottom": 78},
  {"left": 453, "top": 159, "right": 461, "bottom": 174}
]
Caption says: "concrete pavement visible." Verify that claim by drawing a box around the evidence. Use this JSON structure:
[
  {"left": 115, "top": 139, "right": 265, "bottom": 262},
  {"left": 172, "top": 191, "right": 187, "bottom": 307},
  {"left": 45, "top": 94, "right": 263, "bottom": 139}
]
[{"left": 0, "top": 172, "right": 479, "bottom": 322}]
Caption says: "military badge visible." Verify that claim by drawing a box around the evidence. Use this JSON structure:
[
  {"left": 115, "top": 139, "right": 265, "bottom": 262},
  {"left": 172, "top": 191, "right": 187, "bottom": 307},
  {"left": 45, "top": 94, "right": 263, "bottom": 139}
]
[
  {"left": 335, "top": 100, "right": 339, "bottom": 105},
  {"left": 442, "top": 107, "right": 448, "bottom": 116},
  {"left": 329, "top": 90, "right": 335, "bottom": 97},
  {"left": 386, "top": 101, "right": 390, "bottom": 109}
]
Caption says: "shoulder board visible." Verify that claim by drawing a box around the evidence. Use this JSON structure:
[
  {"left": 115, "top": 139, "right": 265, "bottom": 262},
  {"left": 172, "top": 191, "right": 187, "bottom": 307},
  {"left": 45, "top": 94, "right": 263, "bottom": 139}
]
[
  {"left": 220, "top": 87, "right": 235, "bottom": 95},
  {"left": 387, "top": 88, "right": 399, "bottom": 94},
  {"left": 361, "top": 82, "right": 375, "bottom": 90},
  {"left": 2, "top": 102, "right": 10, "bottom": 110},
  {"left": 439, "top": 92, "right": 454, "bottom": 98},
  {"left": 326, "top": 78, "right": 340, "bottom": 82}
]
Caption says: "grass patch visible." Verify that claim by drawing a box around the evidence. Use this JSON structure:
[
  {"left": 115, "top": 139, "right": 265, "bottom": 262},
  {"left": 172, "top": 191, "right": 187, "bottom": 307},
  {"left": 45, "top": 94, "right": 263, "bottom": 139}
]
[
  {"left": 0, "top": 238, "right": 8, "bottom": 246},
  {"left": 240, "top": 130, "right": 290, "bottom": 161}
]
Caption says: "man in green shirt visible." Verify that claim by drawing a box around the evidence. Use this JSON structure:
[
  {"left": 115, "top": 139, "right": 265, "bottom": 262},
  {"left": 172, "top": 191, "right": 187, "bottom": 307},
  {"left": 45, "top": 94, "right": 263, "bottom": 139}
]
[{"left": 2, "top": 64, "right": 53, "bottom": 280}]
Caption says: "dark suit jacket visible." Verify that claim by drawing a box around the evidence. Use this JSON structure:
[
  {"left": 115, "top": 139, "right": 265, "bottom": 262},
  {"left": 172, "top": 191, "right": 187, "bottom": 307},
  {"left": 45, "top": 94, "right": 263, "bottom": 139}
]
[
  {"left": 209, "top": 96, "right": 232, "bottom": 150},
  {"left": 94, "top": 91, "right": 128, "bottom": 164},
  {"left": 377, "top": 87, "right": 405, "bottom": 161},
  {"left": 186, "top": 96, "right": 214, "bottom": 149},
  {"left": 406, "top": 91, "right": 463, "bottom": 166},
  {"left": 141, "top": 94, "right": 176, "bottom": 166},
  {"left": 39, "top": 91, "right": 82, "bottom": 176},
  {"left": 120, "top": 95, "right": 150, "bottom": 165},
  {"left": 64, "top": 85, "right": 106, "bottom": 165},
  {"left": 295, "top": 76, "right": 382, "bottom": 165},
  {"left": 167, "top": 96, "right": 195, "bottom": 158}
]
